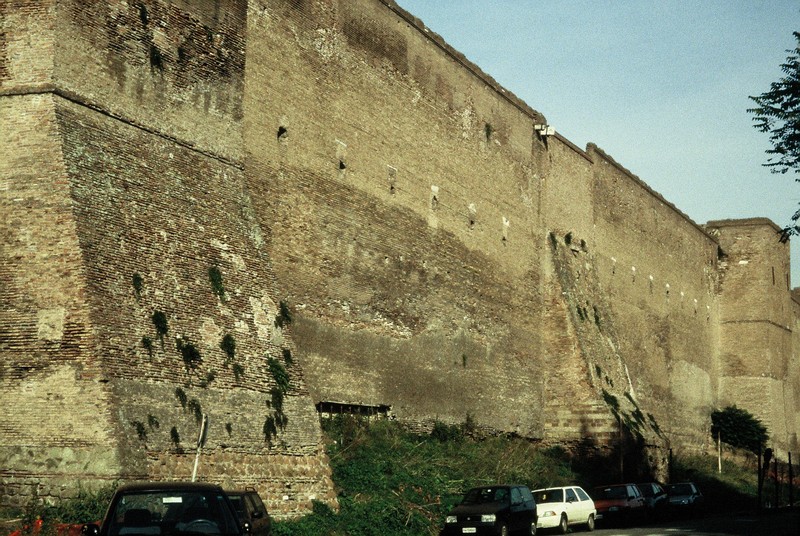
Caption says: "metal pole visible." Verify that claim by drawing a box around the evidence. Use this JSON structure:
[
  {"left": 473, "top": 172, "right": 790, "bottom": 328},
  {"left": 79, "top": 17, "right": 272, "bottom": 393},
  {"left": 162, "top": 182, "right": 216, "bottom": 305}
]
[
  {"left": 191, "top": 414, "right": 209, "bottom": 482},
  {"left": 789, "top": 452, "right": 794, "bottom": 507}
]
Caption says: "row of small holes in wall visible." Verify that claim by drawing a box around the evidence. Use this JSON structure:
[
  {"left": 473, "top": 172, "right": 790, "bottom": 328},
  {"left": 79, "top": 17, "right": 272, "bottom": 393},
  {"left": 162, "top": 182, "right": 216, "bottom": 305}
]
[
  {"left": 611, "top": 259, "right": 710, "bottom": 319},
  {"left": 276, "top": 127, "right": 515, "bottom": 245}
]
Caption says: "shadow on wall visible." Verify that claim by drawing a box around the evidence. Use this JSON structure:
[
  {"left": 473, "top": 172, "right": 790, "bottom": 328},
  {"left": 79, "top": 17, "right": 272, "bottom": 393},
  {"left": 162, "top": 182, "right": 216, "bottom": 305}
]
[{"left": 569, "top": 415, "right": 669, "bottom": 487}]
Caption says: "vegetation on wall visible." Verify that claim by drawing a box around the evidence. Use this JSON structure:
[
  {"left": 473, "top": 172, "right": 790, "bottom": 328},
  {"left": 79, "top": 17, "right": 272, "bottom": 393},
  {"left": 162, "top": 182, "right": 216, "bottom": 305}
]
[
  {"left": 132, "top": 273, "right": 144, "bottom": 300},
  {"left": 176, "top": 338, "right": 202, "bottom": 371},
  {"left": 275, "top": 300, "right": 293, "bottom": 328},
  {"left": 151, "top": 311, "right": 168, "bottom": 347},
  {"left": 141, "top": 336, "right": 153, "bottom": 357},
  {"left": 220, "top": 334, "right": 236, "bottom": 361},
  {"left": 175, "top": 387, "right": 188, "bottom": 409},
  {"left": 208, "top": 266, "right": 225, "bottom": 299}
]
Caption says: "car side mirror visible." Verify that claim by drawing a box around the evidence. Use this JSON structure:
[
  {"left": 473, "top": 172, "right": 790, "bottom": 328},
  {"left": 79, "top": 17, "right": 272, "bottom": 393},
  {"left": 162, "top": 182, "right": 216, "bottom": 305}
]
[
  {"left": 251, "top": 511, "right": 262, "bottom": 519},
  {"left": 82, "top": 524, "right": 100, "bottom": 536}
]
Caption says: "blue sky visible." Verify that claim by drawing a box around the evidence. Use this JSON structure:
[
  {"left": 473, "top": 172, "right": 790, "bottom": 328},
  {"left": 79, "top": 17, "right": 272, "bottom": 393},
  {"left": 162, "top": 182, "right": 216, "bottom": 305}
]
[{"left": 395, "top": 0, "right": 800, "bottom": 284}]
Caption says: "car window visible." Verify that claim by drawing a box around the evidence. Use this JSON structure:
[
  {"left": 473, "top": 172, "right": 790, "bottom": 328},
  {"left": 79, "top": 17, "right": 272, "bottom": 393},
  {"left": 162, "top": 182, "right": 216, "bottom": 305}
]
[
  {"left": 246, "top": 493, "right": 268, "bottom": 517},
  {"left": 109, "top": 490, "right": 240, "bottom": 536},
  {"left": 627, "top": 485, "right": 641, "bottom": 498},
  {"left": 575, "top": 488, "right": 590, "bottom": 502},
  {"left": 593, "top": 486, "right": 627, "bottom": 500},
  {"left": 511, "top": 487, "right": 523, "bottom": 505},
  {"left": 462, "top": 487, "right": 509, "bottom": 505},
  {"left": 565, "top": 488, "right": 578, "bottom": 502},
  {"left": 520, "top": 487, "right": 534, "bottom": 504},
  {"left": 534, "top": 489, "right": 564, "bottom": 503}
]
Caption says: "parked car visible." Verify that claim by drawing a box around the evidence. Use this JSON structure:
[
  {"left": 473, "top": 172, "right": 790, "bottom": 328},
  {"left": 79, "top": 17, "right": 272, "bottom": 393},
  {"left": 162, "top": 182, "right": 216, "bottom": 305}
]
[
  {"left": 440, "top": 485, "right": 538, "bottom": 535},
  {"left": 82, "top": 481, "right": 244, "bottom": 536},
  {"left": 532, "top": 486, "right": 596, "bottom": 533},
  {"left": 637, "top": 482, "right": 668, "bottom": 519},
  {"left": 666, "top": 482, "right": 704, "bottom": 514},
  {"left": 227, "top": 487, "right": 271, "bottom": 536},
  {"left": 590, "top": 484, "right": 646, "bottom": 526}
]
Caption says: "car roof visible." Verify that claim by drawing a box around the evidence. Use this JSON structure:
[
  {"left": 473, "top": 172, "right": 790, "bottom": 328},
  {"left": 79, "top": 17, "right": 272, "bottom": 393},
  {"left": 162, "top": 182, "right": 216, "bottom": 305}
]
[
  {"left": 532, "top": 486, "right": 581, "bottom": 491},
  {"left": 114, "top": 481, "right": 225, "bottom": 493}
]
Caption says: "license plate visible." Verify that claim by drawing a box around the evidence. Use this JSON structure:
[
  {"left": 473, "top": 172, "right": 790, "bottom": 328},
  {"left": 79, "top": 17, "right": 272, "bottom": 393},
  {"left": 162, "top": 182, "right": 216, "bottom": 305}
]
[{"left": 462, "top": 529, "right": 477, "bottom": 534}]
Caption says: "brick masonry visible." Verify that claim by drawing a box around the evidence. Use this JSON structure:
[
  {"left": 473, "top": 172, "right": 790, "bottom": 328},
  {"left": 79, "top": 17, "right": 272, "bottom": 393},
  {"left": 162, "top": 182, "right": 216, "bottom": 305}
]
[{"left": 2, "top": 0, "right": 798, "bottom": 515}]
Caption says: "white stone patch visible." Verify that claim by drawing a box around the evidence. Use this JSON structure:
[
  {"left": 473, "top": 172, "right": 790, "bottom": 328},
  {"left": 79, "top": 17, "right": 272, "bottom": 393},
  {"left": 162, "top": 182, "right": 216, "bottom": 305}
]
[
  {"left": 37, "top": 308, "right": 65, "bottom": 341},
  {"left": 200, "top": 318, "right": 221, "bottom": 350}
]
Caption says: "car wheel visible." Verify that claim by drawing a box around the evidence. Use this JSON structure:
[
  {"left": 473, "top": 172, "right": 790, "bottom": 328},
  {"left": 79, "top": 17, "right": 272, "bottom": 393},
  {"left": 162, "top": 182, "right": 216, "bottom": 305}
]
[
  {"left": 558, "top": 514, "right": 568, "bottom": 534},
  {"left": 586, "top": 513, "right": 595, "bottom": 532},
  {"left": 528, "top": 521, "right": 537, "bottom": 535},
  {"left": 499, "top": 524, "right": 509, "bottom": 536}
]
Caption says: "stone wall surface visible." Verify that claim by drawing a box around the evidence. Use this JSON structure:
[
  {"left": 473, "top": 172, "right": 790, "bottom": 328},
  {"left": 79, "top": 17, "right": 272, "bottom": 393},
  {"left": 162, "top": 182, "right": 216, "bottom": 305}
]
[{"left": 2, "top": 0, "right": 799, "bottom": 515}]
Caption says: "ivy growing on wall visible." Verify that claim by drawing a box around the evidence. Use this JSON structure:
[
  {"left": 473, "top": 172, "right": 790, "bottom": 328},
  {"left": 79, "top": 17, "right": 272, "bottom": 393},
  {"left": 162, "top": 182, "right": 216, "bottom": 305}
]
[
  {"left": 141, "top": 336, "right": 153, "bottom": 358},
  {"left": 268, "top": 357, "right": 290, "bottom": 392},
  {"left": 132, "top": 273, "right": 144, "bottom": 300},
  {"left": 187, "top": 398, "right": 203, "bottom": 424},
  {"left": 131, "top": 420, "right": 147, "bottom": 441},
  {"left": 220, "top": 334, "right": 236, "bottom": 362},
  {"left": 152, "top": 311, "right": 168, "bottom": 347},
  {"left": 274, "top": 300, "right": 293, "bottom": 328},
  {"left": 208, "top": 266, "right": 225, "bottom": 299},
  {"left": 176, "top": 338, "right": 202, "bottom": 371},
  {"left": 175, "top": 387, "right": 188, "bottom": 409}
]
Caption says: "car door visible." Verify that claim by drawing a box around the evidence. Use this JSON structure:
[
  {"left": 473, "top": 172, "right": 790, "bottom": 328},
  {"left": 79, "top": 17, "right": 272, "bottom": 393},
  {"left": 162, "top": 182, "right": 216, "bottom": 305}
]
[
  {"left": 627, "top": 485, "right": 644, "bottom": 512},
  {"left": 508, "top": 486, "right": 524, "bottom": 532},
  {"left": 571, "top": 487, "right": 591, "bottom": 522},
  {"left": 564, "top": 487, "right": 579, "bottom": 524}
]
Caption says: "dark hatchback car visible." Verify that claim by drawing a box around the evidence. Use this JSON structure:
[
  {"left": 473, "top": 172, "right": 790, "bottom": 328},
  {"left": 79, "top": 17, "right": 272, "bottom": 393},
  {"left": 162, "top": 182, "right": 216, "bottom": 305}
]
[
  {"left": 666, "top": 482, "right": 704, "bottom": 515},
  {"left": 440, "top": 485, "right": 538, "bottom": 536},
  {"left": 637, "top": 482, "right": 668, "bottom": 518},
  {"left": 226, "top": 488, "right": 271, "bottom": 536},
  {"left": 82, "top": 481, "right": 244, "bottom": 536}
]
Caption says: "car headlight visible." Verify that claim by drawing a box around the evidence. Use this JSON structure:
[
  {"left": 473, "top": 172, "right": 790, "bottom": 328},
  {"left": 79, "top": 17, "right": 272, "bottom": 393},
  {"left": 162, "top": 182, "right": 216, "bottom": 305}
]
[
  {"left": 481, "top": 514, "right": 496, "bottom": 523},
  {"left": 541, "top": 510, "right": 557, "bottom": 517},
  {"left": 445, "top": 515, "right": 457, "bottom": 524}
]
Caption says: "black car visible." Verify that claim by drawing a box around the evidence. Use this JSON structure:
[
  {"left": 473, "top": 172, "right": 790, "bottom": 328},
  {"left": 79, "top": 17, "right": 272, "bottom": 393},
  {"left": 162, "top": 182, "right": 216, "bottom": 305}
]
[
  {"left": 637, "top": 482, "right": 668, "bottom": 519},
  {"left": 666, "top": 482, "right": 704, "bottom": 515},
  {"left": 82, "top": 481, "right": 244, "bottom": 536},
  {"left": 226, "top": 488, "right": 271, "bottom": 536},
  {"left": 441, "top": 485, "right": 538, "bottom": 536}
]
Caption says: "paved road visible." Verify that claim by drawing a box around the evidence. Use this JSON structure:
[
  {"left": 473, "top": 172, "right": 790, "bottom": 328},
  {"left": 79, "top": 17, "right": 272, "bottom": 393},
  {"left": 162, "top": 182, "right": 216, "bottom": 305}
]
[{"left": 586, "top": 509, "right": 799, "bottom": 536}]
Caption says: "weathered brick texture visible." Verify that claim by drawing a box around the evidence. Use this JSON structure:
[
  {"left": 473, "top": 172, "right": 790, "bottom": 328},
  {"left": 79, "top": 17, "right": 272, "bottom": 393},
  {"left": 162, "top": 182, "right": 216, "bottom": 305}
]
[{"left": 2, "top": 0, "right": 798, "bottom": 514}]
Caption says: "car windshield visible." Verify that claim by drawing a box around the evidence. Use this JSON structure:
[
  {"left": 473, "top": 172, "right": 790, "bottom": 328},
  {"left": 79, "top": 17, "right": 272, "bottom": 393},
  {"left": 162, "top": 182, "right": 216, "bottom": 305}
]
[
  {"left": 668, "top": 484, "right": 694, "bottom": 495},
  {"left": 107, "top": 490, "right": 241, "bottom": 536},
  {"left": 639, "top": 485, "right": 653, "bottom": 497},
  {"left": 461, "top": 487, "right": 510, "bottom": 505},
  {"left": 593, "top": 486, "right": 627, "bottom": 500},
  {"left": 533, "top": 489, "right": 564, "bottom": 503}
]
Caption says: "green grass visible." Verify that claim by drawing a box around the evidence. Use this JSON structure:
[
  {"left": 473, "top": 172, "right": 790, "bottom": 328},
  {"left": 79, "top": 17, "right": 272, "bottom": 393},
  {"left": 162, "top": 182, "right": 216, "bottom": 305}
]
[{"left": 273, "top": 417, "right": 579, "bottom": 536}]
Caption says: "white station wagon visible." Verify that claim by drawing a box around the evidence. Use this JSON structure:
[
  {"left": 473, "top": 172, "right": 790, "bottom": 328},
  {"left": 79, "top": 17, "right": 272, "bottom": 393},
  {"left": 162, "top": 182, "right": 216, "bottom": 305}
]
[{"left": 532, "top": 486, "right": 596, "bottom": 533}]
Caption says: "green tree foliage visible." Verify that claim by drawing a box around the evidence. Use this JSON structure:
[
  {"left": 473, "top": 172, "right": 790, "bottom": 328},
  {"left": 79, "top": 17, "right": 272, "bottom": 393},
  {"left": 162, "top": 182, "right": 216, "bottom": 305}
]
[
  {"left": 748, "top": 31, "right": 800, "bottom": 238},
  {"left": 710, "top": 405, "right": 769, "bottom": 454}
]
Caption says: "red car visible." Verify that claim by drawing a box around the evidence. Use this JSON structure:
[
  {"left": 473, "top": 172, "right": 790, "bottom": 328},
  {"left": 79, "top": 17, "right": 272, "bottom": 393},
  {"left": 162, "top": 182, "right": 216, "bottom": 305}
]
[{"left": 590, "top": 484, "right": 646, "bottom": 526}]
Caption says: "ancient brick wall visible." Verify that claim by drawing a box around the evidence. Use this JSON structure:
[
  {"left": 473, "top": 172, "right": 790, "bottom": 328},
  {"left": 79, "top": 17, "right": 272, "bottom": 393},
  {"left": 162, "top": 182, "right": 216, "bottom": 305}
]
[
  {"left": 244, "top": 0, "right": 549, "bottom": 437},
  {"left": 711, "top": 219, "right": 797, "bottom": 454},
  {"left": 1, "top": 0, "right": 335, "bottom": 516},
  {"left": 3, "top": 0, "right": 800, "bottom": 514}
]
